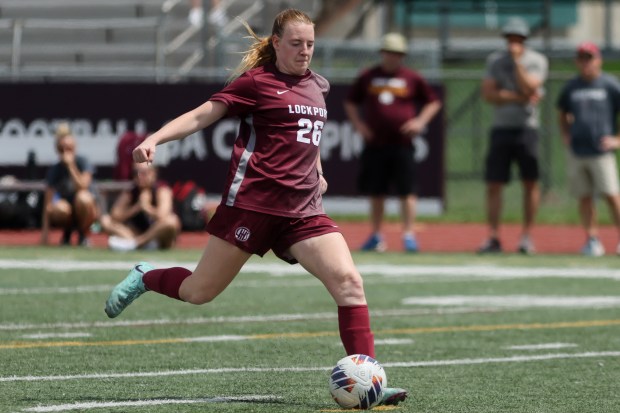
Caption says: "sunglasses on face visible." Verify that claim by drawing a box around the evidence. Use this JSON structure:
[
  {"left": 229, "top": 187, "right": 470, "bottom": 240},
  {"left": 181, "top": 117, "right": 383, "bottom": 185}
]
[{"left": 576, "top": 53, "right": 594, "bottom": 61}]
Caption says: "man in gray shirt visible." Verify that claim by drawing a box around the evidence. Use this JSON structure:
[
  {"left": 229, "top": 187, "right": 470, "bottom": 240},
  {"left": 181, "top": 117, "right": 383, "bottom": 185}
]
[
  {"left": 478, "top": 17, "right": 548, "bottom": 254},
  {"left": 557, "top": 41, "right": 620, "bottom": 256}
]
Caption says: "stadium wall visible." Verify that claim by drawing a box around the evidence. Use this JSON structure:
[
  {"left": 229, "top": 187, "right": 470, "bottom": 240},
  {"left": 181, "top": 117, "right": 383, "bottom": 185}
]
[{"left": 0, "top": 82, "right": 445, "bottom": 215}]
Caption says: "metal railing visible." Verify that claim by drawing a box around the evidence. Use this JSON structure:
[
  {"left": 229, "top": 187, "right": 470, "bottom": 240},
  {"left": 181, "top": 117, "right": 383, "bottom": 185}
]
[
  {"left": 0, "top": 0, "right": 267, "bottom": 82},
  {"left": 155, "top": 0, "right": 265, "bottom": 82}
]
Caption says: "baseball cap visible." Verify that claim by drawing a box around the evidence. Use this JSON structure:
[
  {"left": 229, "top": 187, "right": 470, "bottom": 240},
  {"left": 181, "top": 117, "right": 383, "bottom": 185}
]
[
  {"left": 501, "top": 17, "right": 530, "bottom": 38},
  {"left": 576, "top": 41, "right": 600, "bottom": 57},
  {"left": 380, "top": 33, "right": 407, "bottom": 54}
]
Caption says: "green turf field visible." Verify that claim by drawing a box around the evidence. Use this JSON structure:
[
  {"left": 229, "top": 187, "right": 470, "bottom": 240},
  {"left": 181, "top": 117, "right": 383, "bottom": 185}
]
[{"left": 1, "top": 246, "right": 619, "bottom": 412}]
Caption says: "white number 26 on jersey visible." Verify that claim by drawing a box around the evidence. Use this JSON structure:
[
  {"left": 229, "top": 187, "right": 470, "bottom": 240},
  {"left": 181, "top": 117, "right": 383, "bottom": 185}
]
[{"left": 297, "top": 118, "right": 324, "bottom": 146}]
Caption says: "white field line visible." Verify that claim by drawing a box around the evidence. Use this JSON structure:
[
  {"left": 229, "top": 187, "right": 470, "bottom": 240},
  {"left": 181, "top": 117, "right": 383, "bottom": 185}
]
[
  {"left": 0, "top": 285, "right": 112, "bottom": 295},
  {"left": 21, "top": 395, "right": 280, "bottom": 412},
  {"left": 402, "top": 295, "right": 620, "bottom": 308},
  {"left": 374, "top": 338, "right": 414, "bottom": 345},
  {"left": 0, "top": 276, "right": 469, "bottom": 296},
  {"left": 505, "top": 343, "right": 578, "bottom": 351},
  {"left": 0, "top": 307, "right": 499, "bottom": 331},
  {"left": 21, "top": 333, "right": 92, "bottom": 340},
  {"left": 0, "top": 275, "right": 509, "bottom": 296},
  {"left": 1, "top": 259, "right": 619, "bottom": 280},
  {"left": 3, "top": 351, "right": 620, "bottom": 383}
]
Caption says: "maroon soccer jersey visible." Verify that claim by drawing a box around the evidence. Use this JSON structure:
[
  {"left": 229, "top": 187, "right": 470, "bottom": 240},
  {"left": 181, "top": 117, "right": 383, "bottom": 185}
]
[
  {"left": 210, "top": 63, "right": 329, "bottom": 217},
  {"left": 347, "top": 65, "right": 439, "bottom": 146}
]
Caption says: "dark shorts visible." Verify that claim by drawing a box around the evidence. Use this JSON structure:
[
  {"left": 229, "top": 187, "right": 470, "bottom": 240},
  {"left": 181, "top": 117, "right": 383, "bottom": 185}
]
[
  {"left": 484, "top": 127, "right": 540, "bottom": 183},
  {"left": 358, "top": 144, "right": 417, "bottom": 196},
  {"left": 206, "top": 204, "right": 340, "bottom": 264},
  {"left": 53, "top": 188, "right": 102, "bottom": 211},
  {"left": 128, "top": 212, "right": 152, "bottom": 233}
]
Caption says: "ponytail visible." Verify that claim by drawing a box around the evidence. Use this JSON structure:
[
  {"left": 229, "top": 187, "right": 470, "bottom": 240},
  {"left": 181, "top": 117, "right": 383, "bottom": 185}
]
[{"left": 228, "top": 22, "right": 275, "bottom": 82}]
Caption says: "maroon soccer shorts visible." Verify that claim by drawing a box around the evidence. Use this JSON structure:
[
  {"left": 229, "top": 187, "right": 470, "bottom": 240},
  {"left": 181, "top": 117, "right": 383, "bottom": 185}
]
[{"left": 206, "top": 204, "right": 341, "bottom": 264}]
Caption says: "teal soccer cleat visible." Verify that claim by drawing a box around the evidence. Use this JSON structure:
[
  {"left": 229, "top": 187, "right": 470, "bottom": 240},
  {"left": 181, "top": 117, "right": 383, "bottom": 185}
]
[
  {"left": 104, "top": 262, "right": 153, "bottom": 318},
  {"left": 378, "top": 387, "right": 408, "bottom": 406}
]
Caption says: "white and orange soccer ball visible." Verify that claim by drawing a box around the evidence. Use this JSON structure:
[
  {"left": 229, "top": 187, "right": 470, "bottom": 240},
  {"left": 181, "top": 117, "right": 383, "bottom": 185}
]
[{"left": 329, "top": 354, "right": 387, "bottom": 409}]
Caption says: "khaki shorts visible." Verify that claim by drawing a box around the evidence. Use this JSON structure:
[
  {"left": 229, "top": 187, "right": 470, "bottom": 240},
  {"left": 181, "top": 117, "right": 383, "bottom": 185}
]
[{"left": 567, "top": 151, "right": 620, "bottom": 197}]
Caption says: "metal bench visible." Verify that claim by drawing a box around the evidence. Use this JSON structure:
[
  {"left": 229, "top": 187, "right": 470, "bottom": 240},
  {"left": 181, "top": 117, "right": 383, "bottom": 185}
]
[{"left": 0, "top": 179, "right": 133, "bottom": 212}]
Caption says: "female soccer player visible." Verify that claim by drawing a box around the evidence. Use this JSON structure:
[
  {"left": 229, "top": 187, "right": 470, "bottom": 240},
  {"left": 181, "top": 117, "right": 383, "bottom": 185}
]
[{"left": 104, "top": 9, "right": 406, "bottom": 406}]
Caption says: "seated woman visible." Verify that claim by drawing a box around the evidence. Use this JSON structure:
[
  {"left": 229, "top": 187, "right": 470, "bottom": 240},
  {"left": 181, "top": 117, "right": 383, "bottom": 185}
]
[
  {"left": 41, "top": 123, "right": 99, "bottom": 247},
  {"left": 101, "top": 163, "right": 181, "bottom": 251}
]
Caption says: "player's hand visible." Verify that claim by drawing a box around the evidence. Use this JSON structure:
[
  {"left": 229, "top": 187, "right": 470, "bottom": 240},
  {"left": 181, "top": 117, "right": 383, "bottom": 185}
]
[
  {"left": 356, "top": 123, "right": 374, "bottom": 142},
  {"left": 600, "top": 135, "right": 620, "bottom": 151},
  {"left": 319, "top": 174, "right": 328, "bottom": 195},
  {"left": 400, "top": 118, "right": 425, "bottom": 137},
  {"left": 508, "top": 41, "right": 524, "bottom": 59},
  {"left": 133, "top": 139, "right": 156, "bottom": 164},
  {"left": 60, "top": 150, "right": 75, "bottom": 166},
  {"left": 138, "top": 190, "right": 152, "bottom": 210}
]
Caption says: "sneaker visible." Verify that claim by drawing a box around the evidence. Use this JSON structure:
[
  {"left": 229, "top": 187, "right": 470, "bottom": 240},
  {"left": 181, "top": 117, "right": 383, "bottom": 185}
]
[
  {"left": 360, "top": 234, "right": 386, "bottom": 252},
  {"left": 188, "top": 7, "right": 204, "bottom": 27},
  {"left": 77, "top": 231, "right": 91, "bottom": 248},
  {"left": 378, "top": 387, "right": 408, "bottom": 406},
  {"left": 403, "top": 234, "right": 419, "bottom": 252},
  {"left": 208, "top": 7, "right": 228, "bottom": 28},
  {"left": 108, "top": 235, "right": 138, "bottom": 252},
  {"left": 104, "top": 262, "right": 153, "bottom": 318},
  {"left": 60, "top": 229, "right": 72, "bottom": 246},
  {"left": 581, "top": 237, "right": 605, "bottom": 257},
  {"left": 517, "top": 236, "right": 535, "bottom": 255},
  {"left": 478, "top": 238, "right": 502, "bottom": 253},
  {"left": 141, "top": 239, "right": 159, "bottom": 251}
]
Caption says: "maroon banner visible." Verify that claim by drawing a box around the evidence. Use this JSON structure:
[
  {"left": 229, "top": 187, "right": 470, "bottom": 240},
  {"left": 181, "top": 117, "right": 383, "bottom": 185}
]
[{"left": 0, "top": 82, "right": 443, "bottom": 201}]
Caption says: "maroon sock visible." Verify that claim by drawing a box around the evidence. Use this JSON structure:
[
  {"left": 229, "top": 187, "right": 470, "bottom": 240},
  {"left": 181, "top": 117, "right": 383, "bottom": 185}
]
[
  {"left": 338, "top": 305, "right": 375, "bottom": 358},
  {"left": 142, "top": 267, "right": 192, "bottom": 301}
]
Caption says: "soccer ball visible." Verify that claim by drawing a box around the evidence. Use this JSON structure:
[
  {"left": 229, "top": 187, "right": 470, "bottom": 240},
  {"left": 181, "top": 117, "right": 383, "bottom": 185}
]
[{"left": 329, "top": 354, "right": 387, "bottom": 409}]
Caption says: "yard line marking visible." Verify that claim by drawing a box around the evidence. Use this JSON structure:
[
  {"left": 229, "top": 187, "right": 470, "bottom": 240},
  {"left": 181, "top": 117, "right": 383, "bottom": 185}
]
[
  {"left": 21, "top": 333, "right": 92, "bottom": 340},
  {"left": 1, "top": 319, "right": 618, "bottom": 350},
  {"left": 1, "top": 259, "right": 619, "bottom": 280},
  {"left": 379, "top": 319, "right": 620, "bottom": 335},
  {"left": 0, "top": 285, "right": 112, "bottom": 295},
  {"left": 0, "top": 307, "right": 497, "bottom": 331},
  {"left": 374, "top": 338, "right": 415, "bottom": 345},
  {"left": 383, "top": 351, "right": 620, "bottom": 367},
  {"left": 3, "top": 351, "right": 620, "bottom": 383},
  {"left": 0, "top": 274, "right": 499, "bottom": 296},
  {"left": 2, "top": 367, "right": 327, "bottom": 383},
  {"left": 21, "top": 395, "right": 280, "bottom": 412},
  {"left": 186, "top": 335, "right": 248, "bottom": 342},
  {"left": 402, "top": 295, "right": 620, "bottom": 308},
  {"left": 505, "top": 343, "right": 578, "bottom": 351},
  {"left": 0, "top": 276, "right": 468, "bottom": 295}
]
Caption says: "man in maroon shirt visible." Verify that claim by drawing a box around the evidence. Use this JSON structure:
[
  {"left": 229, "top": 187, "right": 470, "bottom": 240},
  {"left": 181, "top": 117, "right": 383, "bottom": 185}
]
[
  {"left": 345, "top": 33, "right": 442, "bottom": 252},
  {"left": 104, "top": 9, "right": 407, "bottom": 407}
]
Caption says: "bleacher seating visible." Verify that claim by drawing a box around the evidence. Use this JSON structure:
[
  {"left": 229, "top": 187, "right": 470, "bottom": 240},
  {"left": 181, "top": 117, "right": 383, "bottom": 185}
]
[{"left": 0, "top": 0, "right": 319, "bottom": 82}]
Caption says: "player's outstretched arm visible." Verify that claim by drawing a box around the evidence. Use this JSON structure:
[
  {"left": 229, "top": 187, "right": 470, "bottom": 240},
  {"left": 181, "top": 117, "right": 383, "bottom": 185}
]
[{"left": 133, "top": 101, "right": 228, "bottom": 164}]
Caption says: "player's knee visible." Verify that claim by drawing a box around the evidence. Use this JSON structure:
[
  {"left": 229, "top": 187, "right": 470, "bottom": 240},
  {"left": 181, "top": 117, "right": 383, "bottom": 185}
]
[
  {"left": 180, "top": 285, "right": 219, "bottom": 305},
  {"left": 74, "top": 190, "right": 94, "bottom": 207},
  {"left": 99, "top": 214, "right": 113, "bottom": 231},
  {"left": 162, "top": 214, "right": 181, "bottom": 232},
  {"left": 336, "top": 269, "right": 365, "bottom": 301}
]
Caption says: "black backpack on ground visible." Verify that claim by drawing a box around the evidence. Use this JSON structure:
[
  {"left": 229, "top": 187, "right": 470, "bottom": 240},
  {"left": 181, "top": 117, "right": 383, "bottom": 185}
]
[{"left": 172, "top": 180, "right": 209, "bottom": 231}]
